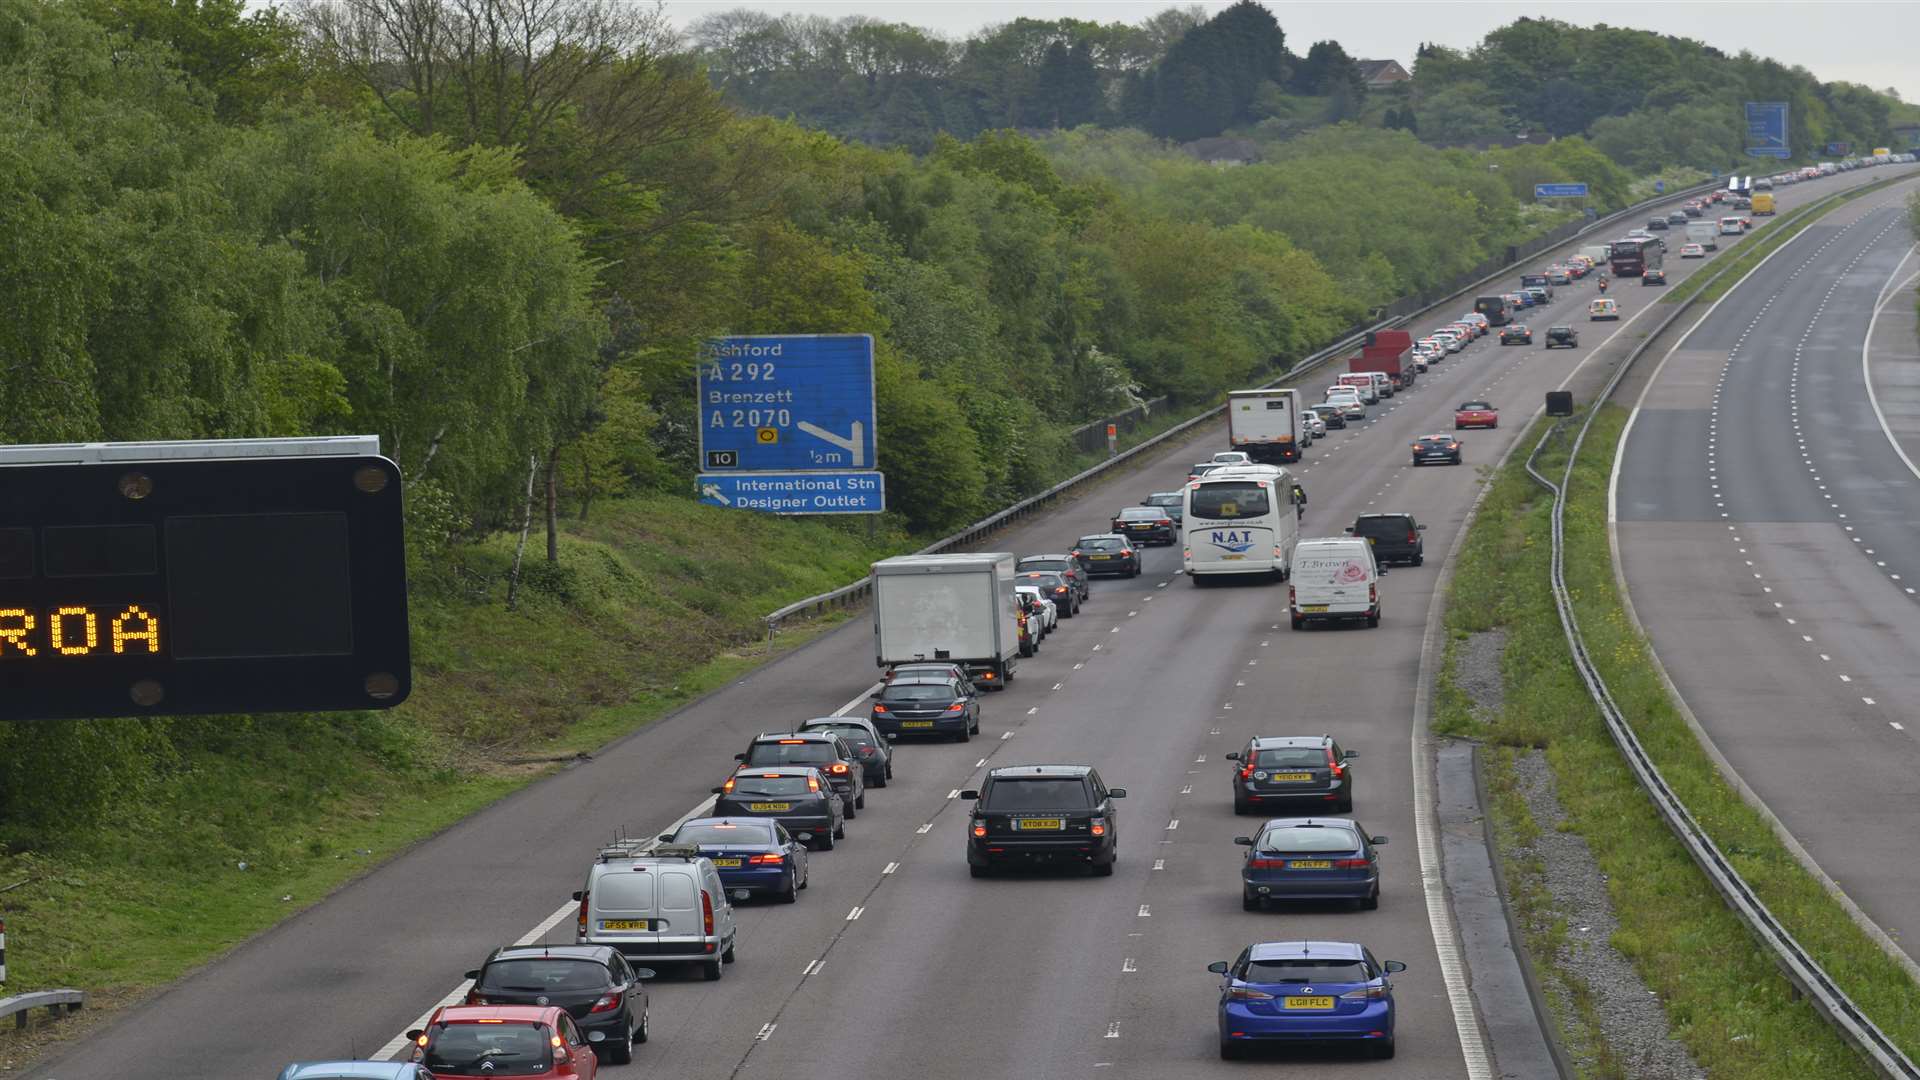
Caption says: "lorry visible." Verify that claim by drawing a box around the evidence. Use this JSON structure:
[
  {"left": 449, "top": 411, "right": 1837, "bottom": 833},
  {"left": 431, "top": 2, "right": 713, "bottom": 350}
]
[
  {"left": 1227, "top": 388, "right": 1306, "bottom": 464},
  {"left": 1578, "top": 244, "right": 1612, "bottom": 266},
  {"left": 1684, "top": 221, "right": 1719, "bottom": 250},
  {"left": 1347, "top": 329, "right": 1416, "bottom": 391},
  {"left": 1751, "top": 192, "right": 1776, "bottom": 216},
  {"left": 872, "top": 553, "right": 1020, "bottom": 690}
]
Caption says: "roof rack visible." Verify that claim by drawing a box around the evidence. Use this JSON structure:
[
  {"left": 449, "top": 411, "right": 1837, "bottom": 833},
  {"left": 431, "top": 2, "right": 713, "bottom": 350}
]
[{"left": 596, "top": 838, "right": 655, "bottom": 863}]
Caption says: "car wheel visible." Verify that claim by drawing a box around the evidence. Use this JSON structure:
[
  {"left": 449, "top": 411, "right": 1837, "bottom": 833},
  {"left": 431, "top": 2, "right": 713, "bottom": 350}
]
[
  {"left": 969, "top": 863, "right": 990, "bottom": 879},
  {"left": 722, "top": 940, "right": 737, "bottom": 964},
  {"left": 816, "top": 830, "right": 836, "bottom": 851},
  {"left": 970, "top": 714, "right": 981, "bottom": 735},
  {"left": 833, "top": 820, "right": 846, "bottom": 840},
  {"left": 1243, "top": 891, "right": 1261, "bottom": 912},
  {"left": 798, "top": 866, "right": 810, "bottom": 889},
  {"left": 1360, "top": 888, "right": 1379, "bottom": 911},
  {"left": 634, "top": 1007, "right": 650, "bottom": 1044},
  {"left": 1290, "top": 615, "right": 1304, "bottom": 631},
  {"left": 843, "top": 799, "right": 856, "bottom": 821},
  {"left": 1373, "top": 1036, "right": 1396, "bottom": 1060},
  {"left": 886, "top": 761, "right": 895, "bottom": 780},
  {"left": 606, "top": 1023, "right": 635, "bottom": 1064},
  {"left": 871, "top": 771, "right": 887, "bottom": 789},
  {"left": 1366, "top": 612, "right": 1380, "bottom": 628},
  {"left": 1092, "top": 858, "right": 1115, "bottom": 877},
  {"left": 702, "top": 958, "right": 724, "bottom": 982},
  {"left": 1412, "top": 554, "right": 1424, "bottom": 567},
  {"left": 1220, "top": 1040, "right": 1246, "bottom": 1061}
]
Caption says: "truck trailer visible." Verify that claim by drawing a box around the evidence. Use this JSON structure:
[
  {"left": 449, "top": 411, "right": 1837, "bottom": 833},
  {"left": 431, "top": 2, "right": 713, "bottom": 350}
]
[
  {"left": 872, "top": 553, "right": 1021, "bottom": 690},
  {"left": 1347, "top": 329, "right": 1416, "bottom": 391}
]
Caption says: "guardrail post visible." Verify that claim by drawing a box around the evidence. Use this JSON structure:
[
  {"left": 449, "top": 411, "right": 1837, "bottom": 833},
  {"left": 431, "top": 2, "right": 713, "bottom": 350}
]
[{"left": 1, "top": 917, "right": 7, "bottom": 985}]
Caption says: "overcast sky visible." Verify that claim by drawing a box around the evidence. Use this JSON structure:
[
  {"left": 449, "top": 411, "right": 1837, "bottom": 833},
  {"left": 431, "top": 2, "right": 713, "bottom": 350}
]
[{"left": 664, "top": 1, "right": 1920, "bottom": 105}]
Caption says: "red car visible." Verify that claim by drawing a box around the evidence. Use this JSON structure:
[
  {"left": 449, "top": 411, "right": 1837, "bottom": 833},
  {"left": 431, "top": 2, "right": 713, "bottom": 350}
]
[
  {"left": 411, "top": 1005, "right": 598, "bottom": 1078},
  {"left": 1454, "top": 401, "right": 1498, "bottom": 430}
]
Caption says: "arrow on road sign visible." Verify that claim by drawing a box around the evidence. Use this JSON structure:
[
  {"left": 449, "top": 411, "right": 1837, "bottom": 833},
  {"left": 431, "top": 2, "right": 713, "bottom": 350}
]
[
  {"left": 797, "top": 420, "right": 865, "bottom": 467},
  {"left": 701, "top": 484, "right": 732, "bottom": 506}
]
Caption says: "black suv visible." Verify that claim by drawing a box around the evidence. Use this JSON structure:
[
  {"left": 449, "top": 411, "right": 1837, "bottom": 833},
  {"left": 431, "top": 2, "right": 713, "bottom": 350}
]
[
  {"left": 1112, "top": 506, "right": 1176, "bottom": 545},
  {"left": 712, "top": 766, "right": 844, "bottom": 849},
  {"left": 1016, "top": 554, "right": 1088, "bottom": 607},
  {"left": 1545, "top": 326, "right": 1578, "bottom": 348},
  {"left": 1646, "top": 216, "right": 1670, "bottom": 230},
  {"left": 463, "top": 945, "right": 652, "bottom": 1063},
  {"left": 1226, "top": 735, "right": 1357, "bottom": 814},
  {"left": 961, "top": 764, "right": 1125, "bottom": 877},
  {"left": 1347, "top": 513, "right": 1425, "bottom": 567},
  {"left": 870, "top": 676, "right": 980, "bottom": 742},
  {"left": 1075, "top": 534, "right": 1141, "bottom": 577},
  {"left": 736, "top": 732, "right": 865, "bottom": 816}
]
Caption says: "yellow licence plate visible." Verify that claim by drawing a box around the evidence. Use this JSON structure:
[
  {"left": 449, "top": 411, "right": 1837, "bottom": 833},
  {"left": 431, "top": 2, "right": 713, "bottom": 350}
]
[
  {"left": 901, "top": 720, "right": 935, "bottom": 728},
  {"left": 711, "top": 858, "right": 743, "bottom": 867},
  {"left": 1091, "top": 554, "right": 1112, "bottom": 559},
  {"left": 1301, "top": 604, "right": 1328, "bottom": 613},
  {"left": 1272, "top": 772, "right": 1313, "bottom": 781},
  {"left": 1221, "top": 554, "right": 1245, "bottom": 561},
  {"left": 1288, "top": 860, "right": 1332, "bottom": 869},
  {"left": 748, "top": 802, "right": 792, "bottom": 812},
  {"left": 601, "top": 919, "right": 650, "bottom": 931},
  {"left": 1284, "top": 996, "right": 1335, "bottom": 1010},
  {"left": 1015, "top": 818, "right": 1064, "bottom": 830}
]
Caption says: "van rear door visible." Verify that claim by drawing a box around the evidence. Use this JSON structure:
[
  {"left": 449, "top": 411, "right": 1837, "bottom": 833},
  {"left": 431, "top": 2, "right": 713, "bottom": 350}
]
[
  {"left": 591, "top": 865, "right": 661, "bottom": 951},
  {"left": 654, "top": 866, "right": 705, "bottom": 950}
]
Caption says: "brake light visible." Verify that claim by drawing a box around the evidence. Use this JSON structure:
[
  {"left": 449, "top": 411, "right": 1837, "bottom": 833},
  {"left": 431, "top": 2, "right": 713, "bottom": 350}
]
[
  {"left": 946, "top": 702, "right": 965, "bottom": 712},
  {"left": 1334, "top": 858, "right": 1370, "bottom": 868},
  {"left": 777, "top": 739, "right": 806, "bottom": 744},
  {"left": 589, "top": 990, "right": 624, "bottom": 1013},
  {"left": 807, "top": 776, "right": 821, "bottom": 792},
  {"left": 749, "top": 853, "right": 785, "bottom": 865},
  {"left": 1158, "top": 518, "right": 1171, "bottom": 526},
  {"left": 576, "top": 892, "right": 589, "bottom": 935},
  {"left": 973, "top": 823, "right": 987, "bottom": 837},
  {"left": 830, "top": 762, "right": 849, "bottom": 774},
  {"left": 1288, "top": 585, "right": 1297, "bottom": 608},
  {"left": 872, "top": 703, "right": 888, "bottom": 713},
  {"left": 701, "top": 890, "right": 714, "bottom": 937},
  {"left": 1240, "top": 759, "right": 1255, "bottom": 780},
  {"left": 1368, "top": 584, "right": 1377, "bottom": 605},
  {"left": 1408, "top": 532, "right": 1418, "bottom": 543},
  {"left": 1091, "top": 818, "right": 1107, "bottom": 836},
  {"left": 1227, "top": 985, "right": 1275, "bottom": 1001},
  {"left": 1327, "top": 747, "right": 1346, "bottom": 780},
  {"left": 1055, "top": 586, "right": 1068, "bottom": 595},
  {"left": 979, "top": 671, "right": 997, "bottom": 681},
  {"left": 1340, "top": 984, "right": 1388, "bottom": 1001},
  {"left": 1248, "top": 858, "right": 1285, "bottom": 869}
]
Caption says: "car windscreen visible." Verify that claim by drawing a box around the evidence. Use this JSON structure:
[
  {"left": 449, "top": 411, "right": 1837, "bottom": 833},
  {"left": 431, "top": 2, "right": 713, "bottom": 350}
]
[
  {"left": 729, "top": 775, "right": 815, "bottom": 796},
  {"left": 1146, "top": 494, "right": 1181, "bottom": 507},
  {"left": 1256, "top": 747, "right": 1328, "bottom": 768},
  {"left": 882, "top": 682, "right": 957, "bottom": 701},
  {"left": 1256, "top": 826, "right": 1360, "bottom": 853},
  {"left": 1018, "top": 558, "right": 1068, "bottom": 572},
  {"left": 804, "top": 722, "right": 875, "bottom": 743},
  {"left": 422, "top": 1022, "right": 552, "bottom": 1075},
  {"left": 1458, "top": 402, "right": 1491, "bottom": 411},
  {"left": 746, "top": 742, "right": 835, "bottom": 765},
  {"left": 1242, "top": 958, "right": 1371, "bottom": 984},
  {"left": 675, "top": 822, "right": 775, "bottom": 845},
  {"left": 1352, "top": 517, "right": 1409, "bottom": 539},
  {"left": 1189, "top": 482, "right": 1271, "bottom": 521},
  {"left": 1025, "top": 572, "right": 1067, "bottom": 588},
  {"left": 983, "top": 778, "right": 1091, "bottom": 810},
  {"left": 1117, "top": 507, "right": 1161, "bottom": 520},
  {"left": 477, "top": 958, "right": 611, "bottom": 993},
  {"left": 1079, "top": 537, "right": 1126, "bottom": 551}
]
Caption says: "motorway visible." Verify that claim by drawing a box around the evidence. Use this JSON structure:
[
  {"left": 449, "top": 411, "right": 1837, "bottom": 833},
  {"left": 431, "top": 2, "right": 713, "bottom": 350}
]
[
  {"left": 1615, "top": 170, "right": 1920, "bottom": 962},
  {"left": 27, "top": 167, "right": 1901, "bottom": 1080}
]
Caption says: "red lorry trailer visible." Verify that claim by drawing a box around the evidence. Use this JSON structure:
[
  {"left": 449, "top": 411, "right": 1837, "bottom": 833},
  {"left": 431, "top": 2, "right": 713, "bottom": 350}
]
[{"left": 1347, "top": 329, "right": 1416, "bottom": 390}]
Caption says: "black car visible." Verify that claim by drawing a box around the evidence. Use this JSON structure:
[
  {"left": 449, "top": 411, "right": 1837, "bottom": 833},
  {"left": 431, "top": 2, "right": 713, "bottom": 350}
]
[
  {"left": 871, "top": 676, "right": 980, "bottom": 742},
  {"left": 1075, "top": 534, "right": 1141, "bottom": 577},
  {"left": 736, "top": 731, "right": 864, "bottom": 816},
  {"left": 1411, "top": 434, "right": 1462, "bottom": 466},
  {"left": 712, "top": 766, "right": 844, "bottom": 849},
  {"left": 464, "top": 946, "right": 653, "bottom": 1063},
  {"left": 1347, "top": 513, "right": 1425, "bottom": 567},
  {"left": 1666, "top": 211, "right": 1688, "bottom": 226},
  {"left": 1306, "top": 404, "right": 1347, "bottom": 430},
  {"left": 1499, "top": 324, "right": 1532, "bottom": 345},
  {"left": 1016, "top": 554, "right": 1088, "bottom": 607},
  {"left": 1642, "top": 268, "right": 1668, "bottom": 286},
  {"left": 960, "top": 764, "right": 1125, "bottom": 877},
  {"left": 1020, "top": 570, "right": 1081, "bottom": 615},
  {"left": 798, "top": 716, "right": 894, "bottom": 787},
  {"left": 1227, "top": 735, "right": 1357, "bottom": 815},
  {"left": 1111, "top": 506, "right": 1176, "bottom": 545},
  {"left": 1144, "top": 491, "right": 1185, "bottom": 524},
  {"left": 1646, "top": 216, "right": 1670, "bottom": 230},
  {"left": 1545, "top": 325, "right": 1578, "bottom": 348}
]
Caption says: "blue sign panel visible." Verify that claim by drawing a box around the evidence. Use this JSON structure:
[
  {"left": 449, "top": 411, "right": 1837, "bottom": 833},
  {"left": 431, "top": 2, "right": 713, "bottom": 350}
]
[
  {"left": 1654, "top": 179, "right": 1665, "bottom": 193},
  {"left": 699, "top": 335, "right": 876, "bottom": 471},
  {"left": 696, "top": 471, "right": 885, "bottom": 515},
  {"left": 1745, "top": 101, "right": 1790, "bottom": 158},
  {"left": 1533, "top": 182, "right": 1590, "bottom": 199},
  {"left": 1826, "top": 141, "right": 1851, "bottom": 157}
]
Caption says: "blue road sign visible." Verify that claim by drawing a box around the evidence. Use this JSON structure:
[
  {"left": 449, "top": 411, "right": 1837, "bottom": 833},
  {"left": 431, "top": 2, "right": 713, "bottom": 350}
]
[
  {"left": 1533, "top": 183, "right": 1590, "bottom": 199},
  {"left": 1655, "top": 179, "right": 1665, "bottom": 193},
  {"left": 696, "top": 471, "right": 885, "bottom": 515},
  {"left": 698, "top": 335, "right": 876, "bottom": 471},
  {"left": 1745, "top": 102, "right": 1790, "bottom": 158}
]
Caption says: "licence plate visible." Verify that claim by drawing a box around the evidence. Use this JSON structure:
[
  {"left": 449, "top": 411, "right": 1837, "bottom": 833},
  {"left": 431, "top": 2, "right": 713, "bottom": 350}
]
[
  {"left": 1221, "top": 554, "right": 1245, "bottom": 561},
  {"left": 1283, "top": 996, "right": 1334, "bottom": 1010},
  {"left": 1015, "top": 818, "right": 1064, "bottom": 831},
  {"left": 901, "top": 720, "right": 935, "bottom": 728},
  {"left": 711, "top": 858, "right": 743, "bottom": 868},
  {"left": 748, "top": 802, "right": 792, "bottom": 812},
  {"left": 1091, "top": 554, "right": 1111, "bottom": 560},
  {"left": 1301, "top": 604, "right": 1328, "bottom": 613},
  {"left": 1272, "top": 772, "right": 1313, "bottom": 781},
  {"left": 601, "top": 919, "right": 651, "bottom": 931},
  {"left": 1288, "top": 860, "right": 1332, "bottom": 869}
]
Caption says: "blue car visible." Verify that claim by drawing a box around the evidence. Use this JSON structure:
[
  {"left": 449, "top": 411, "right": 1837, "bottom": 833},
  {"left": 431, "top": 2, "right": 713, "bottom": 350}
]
[
  {"left": 659, "top": 817, "right": 809, "bottom": 903},
  {"left": 1208, "top": 941, "right": 1406, "bottom": 1060},
  {"left": 1234, "top": 818, "right": 1385, "bottom": 910},
  {"left": 278, "top": 1064, "right": 434, "bottom": 1080}
]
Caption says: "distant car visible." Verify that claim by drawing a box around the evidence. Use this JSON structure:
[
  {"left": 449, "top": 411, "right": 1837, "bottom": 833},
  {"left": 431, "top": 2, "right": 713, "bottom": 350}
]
[
  {"left": 1209, "top": 942, "right": 1406, "bottom": 1060},
  {"left": 461, "top": 945, "right": 652, "bottom": 1062},
  {"left": 1683, "top": 202, "right": 1703, "bottom": 217},
  {"left": 1019, "top": 570, "right": 1080, "bottom": 614},
  {"left": 1300, "top": 410, "right": 1327, "bottom": 438},
  {"left": 1641, "top": 268, "right": 1668, "bottom": 286},
  {"left": 1666, "top": 211, "right": 1688, "bottom": 225},
  {"left": 1647, "top": 217, "right": 1670, "bottom": 231},
  {"left": 1499, "top": 324, "right": 1532, "bottom": 345},
  {"left": 1111, "top": 506, "right": 1176, "bottom": 546},
  {"left": 1016, "top": 555, "right": 1087, "bottom": 607},
  {"left": 885, "top": 661, "right": 973, "bottom": 689},
  {"left": 1211, "top": 451, "right": 1252, "bottom": 466},
  {"left": 798, "top": 715, "right": 895, "bottom": 787},
  {"left": 1144, "top": 490, "right": 1186, "bottom": 522},
  {"left": 1680, "top": 243, "right": 1705, "bottom": 258},
  {"left": 736, "top": 731, "right": 864, "bottom": 816},
  {"left": 960, "top": 763, "right": 1125, "bottom": 877},
  {"left": 1504, "top": 291, "right": 1530, "bottom": 310},
  {"left": 870, "top": 675, "right": 980, "bottom": 742},
  {"left": 1523, "top": 286, "right": 1550, "bottom": 307},
  {"left": 408, "top": 1005, "right": 599, "bottom": 1079},
  {"left": 1589, "top": 298, "right": 1619, "bottom": 321},
  {"left": 1346, "top": 513, "right": 1424, "bottom": 567},
  {"left": 1227, "top": 734, "right": 1356, "bottom": 814},
  {"left": 1235, "top": 818, "right": 1388, "bottom": 910},
  {"left": 1544, "top": 325, "right": 1578, "bottom": 348},
  {"left": 279, "top": 1065, "right": 434, "bottom": 1080},
  {"left": 1188, "top": 461, "right": 1229, "bottom": 481},
  {"left": 1453, "top": 401, "right": 1497, "bottom": 430},
  {"left": 658, "top": 817, "right": 808, "bottom": 904},
  {"left": 1544, "top": 267, "right": 1570, "bottom": 286},
  {"left": 1076, "top": 533, "right": 1142, "bottom": 576},
  {"left": 1304, "top": 404, "right": 1346, "bottom": 430},
  {"left": 1411, "top": 434, "right": 1462, "bottom": 466}
]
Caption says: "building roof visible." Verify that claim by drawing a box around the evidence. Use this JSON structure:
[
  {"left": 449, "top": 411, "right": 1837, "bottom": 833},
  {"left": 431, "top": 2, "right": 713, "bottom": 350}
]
[{"left": 1356, "top": 59, "right": 1411, "bottom": 85}]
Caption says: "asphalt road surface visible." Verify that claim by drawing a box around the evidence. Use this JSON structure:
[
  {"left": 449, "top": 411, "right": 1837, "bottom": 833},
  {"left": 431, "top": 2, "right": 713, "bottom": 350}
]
[
  {"left": 1616, "top": 171, "right": 1920, "bottom": 963},
  {"left": 30, "top": 167, "right": 1902, "bottom": 1080}
]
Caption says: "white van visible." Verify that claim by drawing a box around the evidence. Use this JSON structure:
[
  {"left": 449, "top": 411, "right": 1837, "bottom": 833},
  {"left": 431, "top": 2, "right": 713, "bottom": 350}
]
[
  {"left": 1183, "top": 464, "right": 1300, "bottom": 583},
  {"left": 1685, "top": 221, "right": 1719, "bottom": 250},
  {"left": 576, "top": 842, "right": 739, "bottom": 981},
  {"left": 1288, "top": 536, "right": 1382, "bottom": 629},
  {"left": 1334, "top": 373, "right": 1379, "bottom": 404}
]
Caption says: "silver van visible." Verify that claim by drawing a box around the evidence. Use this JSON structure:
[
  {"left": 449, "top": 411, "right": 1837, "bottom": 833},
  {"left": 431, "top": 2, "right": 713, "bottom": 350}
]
[{"left": 575, "top": 842, "right": 739, "bottom": 981}]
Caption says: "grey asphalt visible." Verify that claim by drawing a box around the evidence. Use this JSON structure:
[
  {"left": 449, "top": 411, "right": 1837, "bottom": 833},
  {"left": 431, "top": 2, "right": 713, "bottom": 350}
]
[
  {"left": 30, "top": 177, "right": 1872, "bottom": 1080},
  {"left": 1617, "top": 172, "right": 1920, "bottom": 962}
]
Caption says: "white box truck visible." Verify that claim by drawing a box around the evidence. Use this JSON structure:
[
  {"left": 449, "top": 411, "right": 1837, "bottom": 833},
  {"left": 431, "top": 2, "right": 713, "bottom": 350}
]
[
  {"left": 872, "top": 553, "right": 1020, "bottom": 690},
  {"left": 1227, "top": 388, "right": 1304, "bottom": 464},
  {"left": 1684, "top": 221, "right": 1719, "bottom": 250}
]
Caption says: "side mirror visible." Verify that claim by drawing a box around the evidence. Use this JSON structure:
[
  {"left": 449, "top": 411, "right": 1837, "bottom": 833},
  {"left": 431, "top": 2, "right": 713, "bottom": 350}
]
[
  {"left": 958, "top": 789, "right": 980, "bottom": 801},
  {"left": 1233, "top": 836, "right": 1254, "bottom": 846},
  {"left": 464, "top": 969, "right": 481, "bottom": 980},
  {"left": 570, "top": 891, "right": 584, "bottom": 902},
  {"left": 1417, "top": 524, "right": 1427, "bottom": 531},
  {"left": 658, "top": 833, "right": 675, "bottom": 842},
  {"left": 733, "top": 752, "right": 747, "bottom": 761},
  {"left": 1206, "top": 961, "right": 1230, "bottom": 975},
  {"left": 406, "top": 1029, "right": 425, "bottom": 1041},
  {"left": 1109, "top": 788, "right": 1127, "bottom": 798},
  {"left": 870, "top": 690, "right": 882, "bottom": 699},
  {"left": 1371, "top": 835, "right": 1389, "bottom": 845},
  {"left": 1384, "top": 960, "right": 1407, "bottom": 974},
  {"left": 1344, "top": 750, "right": 1359, "bottom": 759},
  {"left": 1343, "top": 526, "right": 1354, "bottom": 533},
  {"left": 1223, "top": 752, "right": 1242, "bottom": 761},
  {"left": 633, "top": 967, "right": 656, "bottom": 980}
]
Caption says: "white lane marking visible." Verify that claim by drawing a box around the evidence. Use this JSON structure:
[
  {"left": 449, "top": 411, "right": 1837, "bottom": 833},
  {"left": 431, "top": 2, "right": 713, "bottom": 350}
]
[
  {"left": 1052, "top": 682, "right": 1064, "bottom": 691},
  {"left": 1180, "top": 785, "right": 1193, "bottom": 795},
  {"left": 1864, "top": 697, "right": 1878, "bottom": 706},
  {"left": 1110, "top": 627, "right": 1120, "bottom": 634},
  {"left": 882, "top": 862, "right": 899, "bottom": 875},
  {"left": 1166, "top": 819, "right": 1180, "bottom": 830},
  {"left": 755, "top": 1022, "right": 778, "bottom": 1041},
  {"left": 1821, "top": 654, "right": 1832, "bottom": 661},
  {"left": 1862, "top": 245, "right": 1920, "bottom": 482},
  {"left": 1194, "top": 754, "right": 1206, "bottom": 763},
  {"left": 916, "top": 823, "right": 933, "bottom": 834},
  {"left": 946, "top": 789, "right": 960, "bottom": 799},
  {"left": 1137, "top": 905, "right": 1152, "bottom": 917},
  {"left": 1121, "top": 958, "right": 1138, "bottom": 973},
  {"left": 1894, "top": 722, "right": 1907, "bottom": 731},
  {"left": 802, "top": 959, "right": 824, "bottom": 976},
  {"left": 974, "top": 758, "right": 987, "bottom": 768},
  {"left": 1074, "top": 663, "right": 1085, "bottom": 670},
  {"left": 1152, "top": 859, "right": 1165, "bottom": 871},
  {"left": 1105, "top": 1022, "right": 1122, "bottom": 1038},
  {"left": 1235, "top": 680, "right": 1246, "bottom": 687},
  {"left": 834, "top": 682, "right": 883, "bottom": 717},
  {"left": 846, "top": 906, "right": 865, "bottom": 921},
  {"left": 1128, "top": 610, "right": 1138, "bottom": 617},
  {"left": 1027, "top": 706, "right": 1039, "bottom": 715},
  {"left": 1840, "top": 675, "right": 1852, "bottom": 683},
  {"left": 1000, "top": 730, "right": 1013, "bottom": 740}
]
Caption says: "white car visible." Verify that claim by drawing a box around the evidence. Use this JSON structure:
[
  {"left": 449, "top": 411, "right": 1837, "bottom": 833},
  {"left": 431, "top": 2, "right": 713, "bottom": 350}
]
[
  {"left": 1324, "top": 387, "right": 1367, "bottom": 419},
  {"left": 1460, "top": 313, "right": 1490, "bottom": 332},
  {"left": 1211, "top": 451, "right": 1253, "bottom": 466},
  {"left": 1014, "top": 584, "right": 1058, "bottom": 634},
  {"left": 1301, "top": 410, "right": 1327, "bottom": 438},
  {"left": 1431, "top": 331, "right": 1465, "bottom": 353}
]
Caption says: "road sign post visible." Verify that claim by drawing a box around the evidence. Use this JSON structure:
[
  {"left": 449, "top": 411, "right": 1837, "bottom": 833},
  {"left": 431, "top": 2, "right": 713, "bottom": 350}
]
[{"left": 1106, "top": 424, "right": 1118, "bottom": 457}]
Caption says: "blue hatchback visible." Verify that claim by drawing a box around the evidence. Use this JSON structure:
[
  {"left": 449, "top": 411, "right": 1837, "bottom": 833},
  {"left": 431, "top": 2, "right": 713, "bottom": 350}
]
[
  {"left": 659, "top": 817, "right": 809, "bottom": 903},
  {"left": 1208, "top": 941, "right": 1406, "bottom": 1059},
  {"left": 1234, "top": 818, "right": 1385, "bottom": 910}
]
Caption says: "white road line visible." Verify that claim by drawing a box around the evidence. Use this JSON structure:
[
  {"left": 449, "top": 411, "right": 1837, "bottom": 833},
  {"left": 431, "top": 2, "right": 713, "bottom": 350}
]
[
  {"left": 916, "top": 823, "right": 933, "bottom": 834},
  {"left": 1180, "top": 785, "right": 1193, "bottom": 795},
  {"left": 846, "top": 906, "right": 865, "bottom": 921},
  {"left": 1863, "top": 697, "right": 1877, "bottom": 706},
  {"left": 755, "top": 1022, "right": 778, "bottom": 1041},
  {"left": 1863, "top": 244, "right": 1920, "bottom": 483},
  {"left": 1027, "top": 706, "right": 1038, "bottom": 714},
  {"left": 1893, "top": 722, "right": 1906, "bottom": 731},
  {"left": 1152, "top": 859, "right": 1165, "bottom": 871},
  {"left": 882, "top": 862, "right": 898, "bottom": 875},
  {"left": 1166, "top": 819, "right": 1180, "bottom": 831},
  {"left": 1121, "top": 958, "right": 1138, "bottom": 973},
  {"left": 802, "top": 959, "right": 824, "bottom": 976},
  {"left": 946, "top": 789, "right": 960, "bottom": 799},
  {"left": 1105, "top": 1021, "right": 1122, "bottom": 1038},
  {"left": 1137, "top": 905, "right": 1152, "bottom": 917},
  {"left": 1000, "top": 730, "right": 1013, "bottom": 740},
  {"left": 974, "top": 758, "right": 987, "bottom": 768}
]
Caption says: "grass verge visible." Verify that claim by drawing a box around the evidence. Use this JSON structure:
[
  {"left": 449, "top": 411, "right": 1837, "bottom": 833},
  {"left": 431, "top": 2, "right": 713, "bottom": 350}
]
[{"left": 1436, "top": 404, "right": 1920, "bottom": 1078}]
